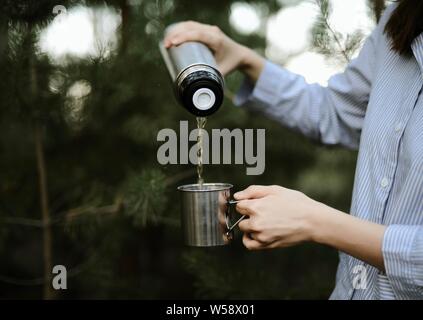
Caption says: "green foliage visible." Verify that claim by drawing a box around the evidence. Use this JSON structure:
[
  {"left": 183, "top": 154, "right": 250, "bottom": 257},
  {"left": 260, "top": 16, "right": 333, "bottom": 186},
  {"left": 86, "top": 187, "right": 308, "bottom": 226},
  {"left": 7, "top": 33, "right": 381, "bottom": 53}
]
[{"left": 124, "top": 169, "right": 167, "bottom": 227}]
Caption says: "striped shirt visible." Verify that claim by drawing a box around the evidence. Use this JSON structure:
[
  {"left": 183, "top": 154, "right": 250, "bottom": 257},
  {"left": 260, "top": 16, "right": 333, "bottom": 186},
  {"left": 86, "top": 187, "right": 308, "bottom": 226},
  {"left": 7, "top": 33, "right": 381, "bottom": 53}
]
[{"left": 234, "top": 4, "right": 423, "bottom": 300}]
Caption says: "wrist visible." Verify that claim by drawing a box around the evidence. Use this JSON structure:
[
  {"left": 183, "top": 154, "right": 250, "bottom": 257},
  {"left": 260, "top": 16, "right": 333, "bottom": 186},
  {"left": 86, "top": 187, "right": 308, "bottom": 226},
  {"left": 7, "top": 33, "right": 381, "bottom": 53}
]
[
  {"left": 306, "top": 201, "right": 337, "bottom": 245},
  {"left": 238, "top": 45, "right": 254, "bottom": 69},
  {"left": 238, "top": 45, "right": 265, "bottom": 82}
]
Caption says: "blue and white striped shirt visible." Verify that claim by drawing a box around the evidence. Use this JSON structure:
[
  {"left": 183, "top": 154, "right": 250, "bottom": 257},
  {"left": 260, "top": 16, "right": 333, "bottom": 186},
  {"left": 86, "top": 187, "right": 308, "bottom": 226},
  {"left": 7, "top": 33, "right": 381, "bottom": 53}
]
[{"left": 235, "top": 5, "right": 423, "bottom": 299}]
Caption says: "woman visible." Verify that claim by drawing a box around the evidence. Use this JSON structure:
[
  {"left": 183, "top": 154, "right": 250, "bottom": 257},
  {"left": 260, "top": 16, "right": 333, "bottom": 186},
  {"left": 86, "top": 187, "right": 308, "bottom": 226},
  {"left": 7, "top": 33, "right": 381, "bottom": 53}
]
[{"left": 164, "top": 1, "right": 423, "bottom": 299}]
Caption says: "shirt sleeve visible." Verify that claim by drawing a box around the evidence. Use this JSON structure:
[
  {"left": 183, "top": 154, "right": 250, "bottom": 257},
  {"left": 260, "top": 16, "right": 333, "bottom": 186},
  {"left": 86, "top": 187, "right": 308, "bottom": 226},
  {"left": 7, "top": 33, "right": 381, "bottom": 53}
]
[
  {"left": 382, "top": 225, "right": 423, "bottom": 299},
  {"left": 234, "top": 16, "right": 384, "bottom": 150}
]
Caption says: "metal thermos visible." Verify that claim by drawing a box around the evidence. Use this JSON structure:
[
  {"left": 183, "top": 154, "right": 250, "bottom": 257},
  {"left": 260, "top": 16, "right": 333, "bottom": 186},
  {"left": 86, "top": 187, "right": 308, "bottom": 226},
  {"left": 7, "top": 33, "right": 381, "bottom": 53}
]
[{"left": 160, "top": 26, "right": 225, "bottom": 117}]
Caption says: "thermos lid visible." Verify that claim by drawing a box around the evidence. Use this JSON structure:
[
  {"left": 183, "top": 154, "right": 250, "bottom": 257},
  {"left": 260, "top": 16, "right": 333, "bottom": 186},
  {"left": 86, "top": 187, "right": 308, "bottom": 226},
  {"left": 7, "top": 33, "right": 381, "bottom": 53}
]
[
  {"left": 178, "top": 67, "right": 224, "bottom": 117},
  {"left": 192, "top": 88, "right": 216, "bottom": 111}
]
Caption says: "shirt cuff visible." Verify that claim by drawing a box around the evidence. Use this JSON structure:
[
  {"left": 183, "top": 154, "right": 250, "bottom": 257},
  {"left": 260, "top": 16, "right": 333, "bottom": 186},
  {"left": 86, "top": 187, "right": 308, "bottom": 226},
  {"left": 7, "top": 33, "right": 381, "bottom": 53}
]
[
  {"left": 233, "top": 60, "right": 289, "bottom": 110},
  {"left": 382, "top": 225, "right": 423, "bottom": 297}
]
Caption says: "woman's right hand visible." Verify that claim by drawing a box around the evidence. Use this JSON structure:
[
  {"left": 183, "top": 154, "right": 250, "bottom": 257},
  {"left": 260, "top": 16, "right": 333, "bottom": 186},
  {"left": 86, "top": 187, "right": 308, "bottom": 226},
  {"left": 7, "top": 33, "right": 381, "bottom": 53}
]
[{"left": 164, "top": 21, "right": 264, "bottom": 81}]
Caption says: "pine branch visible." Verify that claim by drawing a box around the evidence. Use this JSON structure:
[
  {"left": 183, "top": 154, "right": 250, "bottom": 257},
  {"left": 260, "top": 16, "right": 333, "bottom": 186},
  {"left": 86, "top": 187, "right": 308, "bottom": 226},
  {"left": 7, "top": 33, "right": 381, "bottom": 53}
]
[
  {"left": 313, "top": 0, "right": 350, "bottom": 63},
  {"left": 0, "top": 216, "right": 45, "bottom": 227},
  {"left": 0, "top": 197, "right": 180, "bottom": 228},
  {"left": 62, "top": 200, "right": 123, "bottom": 222},
  {"left": 0, "top": 201, "right": 123, "bottom": 227}
]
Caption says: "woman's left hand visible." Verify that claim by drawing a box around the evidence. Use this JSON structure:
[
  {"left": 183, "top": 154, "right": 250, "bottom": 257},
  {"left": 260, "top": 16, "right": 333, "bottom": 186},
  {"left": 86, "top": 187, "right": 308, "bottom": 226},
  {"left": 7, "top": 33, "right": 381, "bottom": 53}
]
[
  {"left": 234, "top": 185, "right": 386, "bottom": 271},
  {"left": 234, "top": 185, "right": 324, "bottom": 250}
]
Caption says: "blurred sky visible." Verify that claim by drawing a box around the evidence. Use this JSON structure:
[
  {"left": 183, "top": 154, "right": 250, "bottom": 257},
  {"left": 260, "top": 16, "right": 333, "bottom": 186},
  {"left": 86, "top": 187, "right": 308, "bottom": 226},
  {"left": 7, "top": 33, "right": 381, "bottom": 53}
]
[{"left": 38, "top": 0, "right": 375, "bottom": 85}]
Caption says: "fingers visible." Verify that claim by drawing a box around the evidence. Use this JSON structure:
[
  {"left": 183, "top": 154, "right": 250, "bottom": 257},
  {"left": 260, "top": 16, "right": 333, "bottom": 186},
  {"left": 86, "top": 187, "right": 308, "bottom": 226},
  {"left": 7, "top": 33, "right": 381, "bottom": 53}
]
[
  {"left": 234, "top": 185, "right": 276, "bottom": 200},
  {"left": 164, "top": 21, "right": 220, "bottom": 49},
  {"left": 164, "top": 22, "right": 188, "bottom": 47},
  {"left": 238, "top": 213, "right": 276, "bottom": 251},
  {"left": 238, "top": 218, "right": 252, "bottom": 233},
  {"left": 235, "top": 199, "right": 256, "bottom": 216},
  {"left": 242, "top": 233, "right": 265, "bottom": 250},
  {"left": 166, "top": 30, "right": 205, "bottom": 47},
  {"left": 238, "top": 217, "right": 260, "bottom": 236}
]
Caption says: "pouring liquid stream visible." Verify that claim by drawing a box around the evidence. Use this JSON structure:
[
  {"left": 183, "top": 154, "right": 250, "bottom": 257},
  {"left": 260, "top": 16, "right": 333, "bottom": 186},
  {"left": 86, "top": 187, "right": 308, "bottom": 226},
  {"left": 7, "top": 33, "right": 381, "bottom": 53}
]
[{"left": 196, "top": 117, "right": 207, "bottom": 186}]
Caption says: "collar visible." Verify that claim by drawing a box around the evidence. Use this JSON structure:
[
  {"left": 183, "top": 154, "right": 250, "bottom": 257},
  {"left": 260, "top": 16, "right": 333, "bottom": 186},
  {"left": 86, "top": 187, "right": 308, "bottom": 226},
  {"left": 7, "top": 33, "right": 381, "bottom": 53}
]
[{"left": 411, "top": 33, "right": 423, "bottom": 74}]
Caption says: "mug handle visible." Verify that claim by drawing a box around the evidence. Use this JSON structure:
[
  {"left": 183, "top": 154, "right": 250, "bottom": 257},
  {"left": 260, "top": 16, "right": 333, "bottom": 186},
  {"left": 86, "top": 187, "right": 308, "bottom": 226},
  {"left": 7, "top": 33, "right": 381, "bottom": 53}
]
[{"left": 225, "top": 200, "right": 247, "bottom": 239}]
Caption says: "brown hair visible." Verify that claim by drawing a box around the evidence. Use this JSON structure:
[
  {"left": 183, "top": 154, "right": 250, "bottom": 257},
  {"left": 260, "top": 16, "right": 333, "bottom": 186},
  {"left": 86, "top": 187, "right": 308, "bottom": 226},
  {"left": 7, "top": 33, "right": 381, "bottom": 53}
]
[{"left": 384, "top": 0, "right": 423, "bottom": 55}]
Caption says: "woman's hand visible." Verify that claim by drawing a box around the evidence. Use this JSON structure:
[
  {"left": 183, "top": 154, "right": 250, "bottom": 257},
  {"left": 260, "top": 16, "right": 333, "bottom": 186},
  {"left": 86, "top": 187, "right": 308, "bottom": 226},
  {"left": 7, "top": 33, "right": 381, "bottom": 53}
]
[
  {"left": 234, "top": 185, "right": 322, "bottom": 250},
  {"left": 164, "top": 21, "right": 265, "bottom": 81},
  {"left": 234, "top": 185, "right": 386, "bottom": 271}
]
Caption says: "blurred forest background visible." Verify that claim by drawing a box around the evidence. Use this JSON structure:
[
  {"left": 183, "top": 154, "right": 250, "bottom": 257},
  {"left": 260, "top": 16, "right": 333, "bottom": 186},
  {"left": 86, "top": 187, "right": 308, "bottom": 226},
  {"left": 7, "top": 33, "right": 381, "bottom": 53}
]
[{"left": 0, "top": 0, "right": 387, "bottom": 299}]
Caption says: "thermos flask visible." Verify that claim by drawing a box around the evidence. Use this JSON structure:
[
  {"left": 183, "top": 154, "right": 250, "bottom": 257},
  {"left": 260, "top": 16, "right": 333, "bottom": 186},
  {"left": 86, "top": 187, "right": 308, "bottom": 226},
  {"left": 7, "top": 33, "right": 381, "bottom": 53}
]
[{"left": 160, "top": 25, "right": 225, "bottom": 117}]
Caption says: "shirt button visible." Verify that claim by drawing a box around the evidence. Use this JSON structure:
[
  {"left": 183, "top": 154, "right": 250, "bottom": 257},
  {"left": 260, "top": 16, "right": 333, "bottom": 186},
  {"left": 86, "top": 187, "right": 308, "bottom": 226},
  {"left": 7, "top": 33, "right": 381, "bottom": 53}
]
[
  {"left": 381, "top": 177, "right": 389, "bottom": 188},
  {"left": 394, "top": 122, "right": 402, "bottom": 133}
]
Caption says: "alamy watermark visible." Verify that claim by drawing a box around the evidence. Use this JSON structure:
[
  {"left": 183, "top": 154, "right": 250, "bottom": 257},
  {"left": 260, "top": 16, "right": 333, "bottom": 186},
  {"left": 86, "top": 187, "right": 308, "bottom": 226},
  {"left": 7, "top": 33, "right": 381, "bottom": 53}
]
[
  {"left": 157, "top": 121, "right": 266, "bottom": 175},
  {"left": 52, "top": 265, "right": 67, "bottom": 290},
  {"left": 352, "top": 265, "right": 368, "bottom": 290}
]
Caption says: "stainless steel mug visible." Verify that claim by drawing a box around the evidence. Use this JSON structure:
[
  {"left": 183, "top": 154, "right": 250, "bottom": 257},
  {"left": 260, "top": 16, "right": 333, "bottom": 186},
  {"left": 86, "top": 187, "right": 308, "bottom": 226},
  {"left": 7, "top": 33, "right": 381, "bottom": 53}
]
[
  {"left": 159, "top": 25, "right": 225, "bottom": 117},
  {"left": 177, "top": 183, "right": 246, "bottom": 247}
]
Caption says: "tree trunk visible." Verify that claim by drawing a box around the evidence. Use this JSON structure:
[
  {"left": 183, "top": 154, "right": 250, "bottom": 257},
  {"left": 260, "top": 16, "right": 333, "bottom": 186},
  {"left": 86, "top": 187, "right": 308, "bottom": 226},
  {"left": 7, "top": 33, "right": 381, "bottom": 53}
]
[
  {"left": 35, "top": 124, "right": 54, "bottom": 300},
  {"left": 31, "top": 49, "right": 54, "bottom": 300}
]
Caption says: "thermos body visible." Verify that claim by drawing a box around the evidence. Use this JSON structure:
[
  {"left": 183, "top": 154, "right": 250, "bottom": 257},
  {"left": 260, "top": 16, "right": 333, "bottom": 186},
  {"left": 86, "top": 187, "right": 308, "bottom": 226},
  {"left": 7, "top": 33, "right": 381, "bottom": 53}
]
[{"left": 160, "top": 32, "right": 225, "bottom": 116}]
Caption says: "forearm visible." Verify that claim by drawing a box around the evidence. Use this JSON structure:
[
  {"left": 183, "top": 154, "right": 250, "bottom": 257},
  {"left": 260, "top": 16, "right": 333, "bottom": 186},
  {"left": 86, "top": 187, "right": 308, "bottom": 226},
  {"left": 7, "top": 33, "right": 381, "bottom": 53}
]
[
  {"left": 234, "top": 57, "right": 367, "bottom": 149},
  {"left": 310, "top": 203, "right": 387, "bottom": 271}
]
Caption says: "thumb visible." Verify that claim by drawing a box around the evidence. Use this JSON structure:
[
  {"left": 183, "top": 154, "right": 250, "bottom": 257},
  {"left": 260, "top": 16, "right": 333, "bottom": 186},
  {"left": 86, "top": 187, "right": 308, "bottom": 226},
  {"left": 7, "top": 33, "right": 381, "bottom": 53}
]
[{"left": 234, "top": 185, "right": 273, "bottom": 200}]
